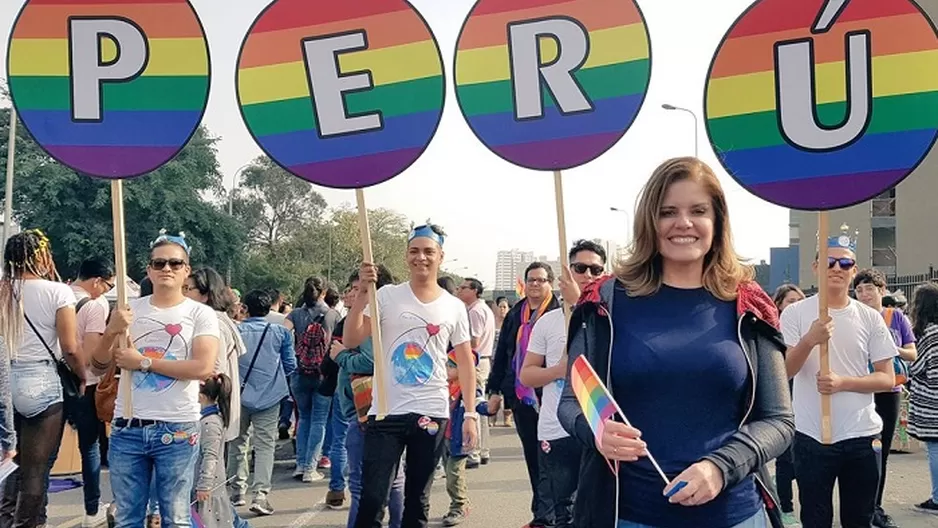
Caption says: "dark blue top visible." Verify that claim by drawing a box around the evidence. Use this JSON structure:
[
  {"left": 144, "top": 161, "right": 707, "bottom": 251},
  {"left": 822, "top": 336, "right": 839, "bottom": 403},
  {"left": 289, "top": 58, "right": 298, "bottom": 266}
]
[{"left": 611, "top": 283, "right": 760, "bottom": 528}]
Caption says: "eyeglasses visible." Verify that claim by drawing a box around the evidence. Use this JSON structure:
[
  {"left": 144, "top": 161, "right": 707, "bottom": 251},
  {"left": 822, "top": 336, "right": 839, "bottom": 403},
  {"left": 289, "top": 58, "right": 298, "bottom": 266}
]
[
  {"left": 150, "top": 258, "right": 188, "bottom": 271},
  {"left": 526, "top": 277, "right": 551, "bottom": 285},
  {"left": 571, "top": 263, "right": 604, "bottom": 276},
  {"left": 102, "top": 279, "right": 115, "bottom": 292},
  {"left": 827, "top": 257, "right": 856, "bottom": 270}
]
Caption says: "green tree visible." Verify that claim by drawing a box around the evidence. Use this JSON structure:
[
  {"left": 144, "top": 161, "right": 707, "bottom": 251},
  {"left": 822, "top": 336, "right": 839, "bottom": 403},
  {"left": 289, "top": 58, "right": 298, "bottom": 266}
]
[
  {"left": 232, "top": 156, "right": 328, "bottom": 249},
  {"left": 0, "top": 108, "right": 247, "bottom": 279}
]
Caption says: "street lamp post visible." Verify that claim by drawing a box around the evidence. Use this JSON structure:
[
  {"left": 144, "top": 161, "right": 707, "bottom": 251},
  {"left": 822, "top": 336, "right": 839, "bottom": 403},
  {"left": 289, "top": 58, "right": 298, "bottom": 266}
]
[
  {"left": 662, "top": 104, "right": 699, "bottom": 158},
  {"left": 610, "top": 206, "right": 632, "bottom": 247}
]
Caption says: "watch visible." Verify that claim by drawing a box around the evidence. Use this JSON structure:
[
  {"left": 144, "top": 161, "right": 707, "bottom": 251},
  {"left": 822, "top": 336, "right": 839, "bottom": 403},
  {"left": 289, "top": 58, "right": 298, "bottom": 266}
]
[
  {"left": 140, "top": 357, "right": 153, "bottom": 373},
  {"left": 463, "top": 412, "right": 479, "bottom": 421}
]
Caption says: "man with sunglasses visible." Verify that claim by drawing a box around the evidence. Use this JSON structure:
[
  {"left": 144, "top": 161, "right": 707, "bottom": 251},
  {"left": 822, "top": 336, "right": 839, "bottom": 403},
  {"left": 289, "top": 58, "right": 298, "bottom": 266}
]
[
  {"left": 519, "top": 240, "right": 605, "bottom": 528},
  {"left": 781, "top": 232, "right": 897, "bottom": 528}
]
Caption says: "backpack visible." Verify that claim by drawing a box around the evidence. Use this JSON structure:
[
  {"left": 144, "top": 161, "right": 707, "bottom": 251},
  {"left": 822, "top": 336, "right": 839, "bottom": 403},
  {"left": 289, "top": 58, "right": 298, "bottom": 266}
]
[
  {"left": 881, "top": 308, "right": 910, "bottom": 386},
  {"left": 295, "top": 309, "right": 329, "bottom": 376}
]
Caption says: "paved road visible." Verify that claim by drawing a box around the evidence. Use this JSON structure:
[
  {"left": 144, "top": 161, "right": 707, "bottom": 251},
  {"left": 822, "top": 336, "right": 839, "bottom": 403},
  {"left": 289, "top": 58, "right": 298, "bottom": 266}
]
[{"left": 47, "top": 426, "right": 938, "bottom": 527}]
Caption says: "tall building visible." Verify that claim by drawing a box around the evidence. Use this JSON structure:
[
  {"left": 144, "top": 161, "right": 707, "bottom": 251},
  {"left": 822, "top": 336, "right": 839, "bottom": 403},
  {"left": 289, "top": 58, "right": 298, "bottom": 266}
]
[{"left": 495, "top": 249, "right": 534, "bottom": 290}]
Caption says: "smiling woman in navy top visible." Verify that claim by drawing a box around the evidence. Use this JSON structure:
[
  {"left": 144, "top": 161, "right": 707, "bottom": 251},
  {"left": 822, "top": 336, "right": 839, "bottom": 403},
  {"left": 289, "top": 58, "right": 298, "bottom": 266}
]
[{"left": 557, "top": 157, "right": 795, "bottom": 528}]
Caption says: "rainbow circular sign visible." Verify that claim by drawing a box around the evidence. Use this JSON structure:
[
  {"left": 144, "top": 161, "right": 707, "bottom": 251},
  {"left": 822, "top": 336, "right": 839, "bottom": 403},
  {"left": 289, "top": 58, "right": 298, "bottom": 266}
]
[
  {"left": 705, "top": 0, "right": 938, "bottom": 210},
  {"left": 454, "top": 0, "right": 652, "bottom": 171},
  {"left": 6, "top": 0, "right": 211, "bottom": 179},
  {"left": 236, "top": 0, "right": 445, "bottom": 189}
]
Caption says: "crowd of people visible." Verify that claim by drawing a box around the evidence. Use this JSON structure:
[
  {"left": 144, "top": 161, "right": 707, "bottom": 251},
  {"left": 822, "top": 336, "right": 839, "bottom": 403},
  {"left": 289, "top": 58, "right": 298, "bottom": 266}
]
[{"left": 0, "top": 156, "right": 935, "bottom": 528}]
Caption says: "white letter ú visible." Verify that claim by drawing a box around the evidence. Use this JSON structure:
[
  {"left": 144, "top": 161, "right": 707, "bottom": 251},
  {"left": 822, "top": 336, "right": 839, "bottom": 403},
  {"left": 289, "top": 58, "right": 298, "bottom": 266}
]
[
  {"left": 303, "top": 32, "right": 383, "bottom": 138},
  {"left": 508, "top": 18, "right": 592, "bottom": 121},
  {"left": 69, "top": 18, "right": 148, "bottom": 122}
]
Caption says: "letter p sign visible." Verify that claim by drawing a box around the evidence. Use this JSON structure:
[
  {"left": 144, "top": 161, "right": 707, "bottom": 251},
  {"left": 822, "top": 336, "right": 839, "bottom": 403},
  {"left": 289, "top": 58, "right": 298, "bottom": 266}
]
[{"left": 69, "top": 18, "right": 148, "bottom": 122}]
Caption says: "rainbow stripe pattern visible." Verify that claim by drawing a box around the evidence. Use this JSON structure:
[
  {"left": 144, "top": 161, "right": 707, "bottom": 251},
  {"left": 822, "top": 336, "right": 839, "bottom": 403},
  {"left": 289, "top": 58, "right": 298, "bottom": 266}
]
[
  {"left": 236, "top": 0, "right": 445, "bottom": 189},
  {"left": 7, "top": 0, "right": 210, "bottom": 179},
  {"left": 454, "top": 0, "right": 651, "bottom": 171},
  {"left": 570, "top": 355, "right": 618, "bottom": 448},
  {"left": 705, "top": 0, "right": 938, "bottom": 210}
]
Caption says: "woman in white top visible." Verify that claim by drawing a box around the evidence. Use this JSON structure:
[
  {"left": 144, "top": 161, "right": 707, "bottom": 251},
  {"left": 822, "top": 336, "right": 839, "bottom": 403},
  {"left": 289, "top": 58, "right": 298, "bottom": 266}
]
[
  {"left": 0, "top": 230, "right": 83, "bottom": 527},
  {"left": 185, "top": 267, "right": 246, "bottom": 441}
]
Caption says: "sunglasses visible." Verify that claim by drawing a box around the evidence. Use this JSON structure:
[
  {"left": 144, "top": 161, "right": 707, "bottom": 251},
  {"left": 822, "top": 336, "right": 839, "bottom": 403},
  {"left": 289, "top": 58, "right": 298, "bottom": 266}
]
[
  {"left": 150, "top": 258, "right": 188, "bottom": 271},
  {"left": 571, "top": 263, "right": 604, "bottom": 276},
  {"left": 827, "top": 257, "right": 856, "bottom": 270}
]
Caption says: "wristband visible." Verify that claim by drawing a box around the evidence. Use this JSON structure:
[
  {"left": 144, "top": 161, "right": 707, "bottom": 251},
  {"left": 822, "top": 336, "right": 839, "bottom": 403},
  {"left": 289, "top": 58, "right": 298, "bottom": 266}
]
[{"left": 463, "top": 412, "right": 480, "bottom": 421}]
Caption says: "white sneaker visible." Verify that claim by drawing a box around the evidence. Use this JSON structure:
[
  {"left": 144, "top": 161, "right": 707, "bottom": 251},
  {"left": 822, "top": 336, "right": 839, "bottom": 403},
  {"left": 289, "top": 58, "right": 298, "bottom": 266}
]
[
  {"left": 302, "top": 469, "right": 324, "bottom": 482},
  {"left": 292, "top": 466, "right": 305, "bottom": 479},
  {"left": 82, "top": 504, "right": 109, "bottom": 527}
]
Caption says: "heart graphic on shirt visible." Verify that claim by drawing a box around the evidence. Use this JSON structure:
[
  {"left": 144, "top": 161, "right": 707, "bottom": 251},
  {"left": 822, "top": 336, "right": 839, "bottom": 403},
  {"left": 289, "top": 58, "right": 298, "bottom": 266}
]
[
  {"left": 426, "top": 324, "right": 440, "bottom": 337},
  {"left": 165, "top": 324, "right": 183, "bottom": 336}
]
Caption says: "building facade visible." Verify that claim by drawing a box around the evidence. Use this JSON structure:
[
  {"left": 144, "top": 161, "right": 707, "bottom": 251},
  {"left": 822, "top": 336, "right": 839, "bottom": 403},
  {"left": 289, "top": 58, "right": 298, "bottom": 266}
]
[{"left": 494, "top": 249, "right": 534, "bottom": 291}]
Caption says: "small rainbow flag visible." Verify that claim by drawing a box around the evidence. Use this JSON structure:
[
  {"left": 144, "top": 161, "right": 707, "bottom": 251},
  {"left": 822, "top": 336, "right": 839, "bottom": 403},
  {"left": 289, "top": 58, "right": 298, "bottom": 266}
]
[
  {"left": 570, "top": 355, "right": 619, "bottom": 449},
  {"left": 237, "top": 1, "right": 445, "bottom": 189},
  {"left": 454, "top": 0, "right": 651, "bottom": 171},
  {"left": 705, "top": 0, "right": 938, "bottom": 210},
  {"left": 7, "top": 0, "right": 210, "bottom": 179}
]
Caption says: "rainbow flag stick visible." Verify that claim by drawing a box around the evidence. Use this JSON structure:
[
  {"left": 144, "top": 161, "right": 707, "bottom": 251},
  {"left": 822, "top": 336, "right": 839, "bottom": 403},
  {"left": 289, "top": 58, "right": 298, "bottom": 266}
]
[{"left": 570, "top": 355, "right": 672, "bottom": 486}]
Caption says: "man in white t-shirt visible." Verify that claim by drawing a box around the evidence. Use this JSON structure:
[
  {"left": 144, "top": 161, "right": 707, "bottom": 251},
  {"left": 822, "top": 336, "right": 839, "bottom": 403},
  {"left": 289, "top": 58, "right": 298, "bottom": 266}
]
[
  {"left": 43, "top": 257, "right": 115, "bottom": 526},
  {"left": 781, "top": 231, "right": 896, "bottom": 528},
  {"left": 343, "top": 223, "right": 476, "bottom": 528},
  {"left": 520, "top": 240, "right": 606, "bottom": 528},
  {"left": 457, "top": 277, "right": 495, "bottom": 467},
  {"left": 93, "top": 232, "right": 219, "bottom": 527}
]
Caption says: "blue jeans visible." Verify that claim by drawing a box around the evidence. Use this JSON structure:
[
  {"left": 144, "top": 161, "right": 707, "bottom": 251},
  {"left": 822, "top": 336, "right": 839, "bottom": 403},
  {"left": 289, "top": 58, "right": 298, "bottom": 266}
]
[
  {"left": 927, "top": 441, "right": 938, "bottom": 502},
  {"left": 329, "top": 394, "right": 350, "bottom": 492},
  {"left": 617, "top": 510, "right": 766, "bottom": 528},
  {"left": 291, "top": 374, "right": 331, "bottom": 471},
  {"left": 10, "top": 360, "right": 62, "bottom": 419},
  {"left": 279, "top": 396, "right": 293, "bottom": 429},
  {"left": 346, "top": 421, "right": 403, "bottom": 528},
  {"left": 109, "top": 421, "right": 199, "bottom": 527}
]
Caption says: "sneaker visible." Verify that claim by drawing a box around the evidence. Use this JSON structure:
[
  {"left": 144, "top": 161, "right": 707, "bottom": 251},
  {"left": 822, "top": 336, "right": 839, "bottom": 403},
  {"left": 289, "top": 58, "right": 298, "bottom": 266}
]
[
  {"left": 250, "top": 495, "right": 274, "bottom": 516},
  {"left": 466, "top": 458, "right": 480, "bottom": 469},
  {"left": 318, "top": 456, "right": 332, "bottom": 469},
  {"left": 278, "top": 425, "right": 290, "bottom": 440},
  {"left": 442, "top": 508, "right": 469, "bottom": 526},
  {"left": 916, "top": 498, "right": 938, "bottom": 513},
  {"left": 480, "top": 456, "right": 490, "bottom": 465},
  {"left": 292, "top": 466, "right": 305, "bottom": 479},
  {"left": 106, "top": 503, "right": 117, "bottom": 528},
  {"left": 82, "top": 505, "right": 109, "bottom": 527},
  {"left": 231, "top": 493, "right": 247, "bottom": 507},
  {"left": 781, "top": 512, "right": 800, "bottom": 527},
  {"left": 325, "top": 489, "right": 347, "bottom": 510},
  {"left": 302, "top": 469, "right": 324, "bottom": 482},
  {"left": 873, "top": 510, "right": 898, "bottom": 528}
]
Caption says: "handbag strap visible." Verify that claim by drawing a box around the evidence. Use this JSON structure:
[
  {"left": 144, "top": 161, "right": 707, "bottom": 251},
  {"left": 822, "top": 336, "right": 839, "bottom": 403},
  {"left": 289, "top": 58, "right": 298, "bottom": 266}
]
[
  {"left": 23, "top": 313, "right": 58, "bottom": 362},
  {"left": 241, "top": 324, "right": 271, "bottom": 389}
]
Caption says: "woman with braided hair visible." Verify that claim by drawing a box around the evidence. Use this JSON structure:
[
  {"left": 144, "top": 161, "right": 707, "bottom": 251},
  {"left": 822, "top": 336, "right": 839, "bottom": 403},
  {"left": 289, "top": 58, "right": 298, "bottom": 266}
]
[{"left": 0, "top": 230, "right": 83, "bottom": 528}]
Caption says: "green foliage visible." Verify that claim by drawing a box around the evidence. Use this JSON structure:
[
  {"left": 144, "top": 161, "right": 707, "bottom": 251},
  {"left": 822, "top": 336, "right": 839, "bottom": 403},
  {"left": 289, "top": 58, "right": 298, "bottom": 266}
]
[{"left": 0, "top": 108, "right": 246, "bottom": 279}]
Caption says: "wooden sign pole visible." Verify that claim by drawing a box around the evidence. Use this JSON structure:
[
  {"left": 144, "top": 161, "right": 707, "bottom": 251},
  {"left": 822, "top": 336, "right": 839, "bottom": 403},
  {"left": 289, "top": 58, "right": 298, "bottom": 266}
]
[
  {"left": 111, "top": 180, "right": 132, "bottom": 418},
  {"left": 817, "top": 210, "right": 832, "bottom": 444},
  {"left": 553, "top": 171, "right": 571, "bottom": 325},
  {"left": 356, "top": 189, "right": 387, "bottom": 418}
]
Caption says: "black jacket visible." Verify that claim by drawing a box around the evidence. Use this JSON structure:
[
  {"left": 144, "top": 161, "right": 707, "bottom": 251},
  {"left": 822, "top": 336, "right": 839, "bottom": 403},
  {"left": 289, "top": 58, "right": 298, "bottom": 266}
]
[
  {"left": 557, "top": 277, "right": 795, "bottom": 528},
  {"left": 487, "top": 295, "right": 562, "bottom": 408}
]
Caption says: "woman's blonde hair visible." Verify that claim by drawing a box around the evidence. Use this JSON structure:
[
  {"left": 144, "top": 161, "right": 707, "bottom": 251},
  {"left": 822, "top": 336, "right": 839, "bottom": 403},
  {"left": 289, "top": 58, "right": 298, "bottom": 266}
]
[{"left": 616, "top": 157, "right": 753, "bottom": 300}]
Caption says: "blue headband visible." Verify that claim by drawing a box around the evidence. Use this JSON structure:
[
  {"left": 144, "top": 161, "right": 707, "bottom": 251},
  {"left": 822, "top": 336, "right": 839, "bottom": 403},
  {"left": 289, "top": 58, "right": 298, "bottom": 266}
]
[
  {"left": 151, "top": 229, "right": 191, "bottom": 255},
  {"left": 819, "top": 223, "right": 858, "bottom": 253},
  {"left": 409, "top": 225, "right": 444, "bottom": 246}
]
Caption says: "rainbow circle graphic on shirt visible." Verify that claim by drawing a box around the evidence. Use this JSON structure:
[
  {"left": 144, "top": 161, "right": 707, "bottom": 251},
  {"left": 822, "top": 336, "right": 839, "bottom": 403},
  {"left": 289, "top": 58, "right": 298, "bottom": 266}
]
[
  {"left": 236, "top": 0, "right": 445, "bottom": 189},
  {"left": 704, "top": 0, "right": 938, "bottom": 210},
  {"left": 132, "top": 346, "right": 177, "bottom": 392},
  {"left": 453, "top": 0, "right": 652, "bottom": 171},
  {"left": 6, "top": 0, "right": 211, "bottom": 179},
  {"left": 391, "top": 341, "right": 433, "bottom": 386}
]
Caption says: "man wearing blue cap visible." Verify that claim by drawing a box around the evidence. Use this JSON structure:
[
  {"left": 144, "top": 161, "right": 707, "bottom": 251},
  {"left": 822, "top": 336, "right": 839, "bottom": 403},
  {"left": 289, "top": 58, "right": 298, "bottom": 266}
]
[
  {"left": 780, "top": 226, "right": 898, "bottom": 528},
  {"left": 343, "top": 222, "right": 478, "bottom": 528}
]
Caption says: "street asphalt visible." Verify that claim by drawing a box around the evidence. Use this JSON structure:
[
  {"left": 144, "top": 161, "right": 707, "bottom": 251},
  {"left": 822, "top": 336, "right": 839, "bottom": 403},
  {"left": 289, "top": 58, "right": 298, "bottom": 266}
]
[{"left": 46, "top": 425, "right": 938, "bottom": 527}]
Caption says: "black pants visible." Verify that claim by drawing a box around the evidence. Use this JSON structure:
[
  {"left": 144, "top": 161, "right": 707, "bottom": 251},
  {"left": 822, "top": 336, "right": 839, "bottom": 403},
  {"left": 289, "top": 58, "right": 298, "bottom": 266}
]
[
  {"left": 353, "top": 414, "right": 447, "bottom": 528},
  {"left": 793, "top": 432, "right": 880, "bottom": 528},
  {"left": 0, "top": 403, "right": 65, "bottom": 528},
  {"left": 775, "top": 444, "right": 796, "bottom": 513},
  {"left": 512, "top": 403, "right": 552, "bottom": 527},
  {"left": 538, "top": 436, "right": 580, "bottom": 528},
  {"left": 873, "top": 391, "right": 900, "bottom": 510}
]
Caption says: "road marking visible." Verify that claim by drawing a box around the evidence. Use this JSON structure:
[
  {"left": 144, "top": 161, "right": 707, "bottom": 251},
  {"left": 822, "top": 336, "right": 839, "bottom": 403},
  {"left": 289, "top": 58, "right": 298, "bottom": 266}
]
[
  {"left": 56, "top": 515, "right": 82, "bottom": 528},
  {"left": 288, "top": 496, "right": 327, "bottom": 527}
]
